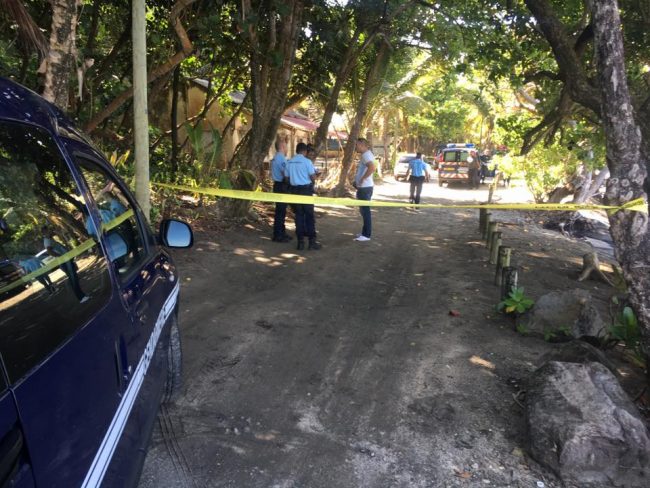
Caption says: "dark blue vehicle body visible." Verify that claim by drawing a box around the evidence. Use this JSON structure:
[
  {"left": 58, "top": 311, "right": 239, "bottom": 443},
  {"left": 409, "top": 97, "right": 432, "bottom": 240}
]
[{"left": 0, "top": 78, "right": 189, "bottom": 487}]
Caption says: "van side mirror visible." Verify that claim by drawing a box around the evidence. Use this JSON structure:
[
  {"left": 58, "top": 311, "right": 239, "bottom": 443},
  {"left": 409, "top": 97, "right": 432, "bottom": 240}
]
[{"left": 160, "top": 219, "right": 193, "bottom": 248}]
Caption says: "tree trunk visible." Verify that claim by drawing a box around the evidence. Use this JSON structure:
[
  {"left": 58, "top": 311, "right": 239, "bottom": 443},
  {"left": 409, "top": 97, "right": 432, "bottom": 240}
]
[
  {"left": 546, "top": 184, "right": 574, "bottom": 203},
  {"left": 132, "top": 0, "right": 150, "bottom": 220},
  {"left": 335, "top": 41, "right": 391, "bottom": 195},
  {"left": 573, "top": 167, "right": 610, "bottom": 203},
  {"left": 572, "top": 167, "right": 593, "bottom": 203},
  {"left": 228, "top": 0, "right": 304, "bottom": 216},
  {"left": 311, "top": 29, "right": 363, "bottom": 156},
  {"left": 170, "top": 65, "right": 181, "bottom": 177},
  {"left": 590, "top": 0, "right": 650, "bottom": 368},
  {"left": 382, "top": 112, "right": 390, "bottom": 175},
  {"left": 42, "top": 0, "right": 79, "bottom": 110}
]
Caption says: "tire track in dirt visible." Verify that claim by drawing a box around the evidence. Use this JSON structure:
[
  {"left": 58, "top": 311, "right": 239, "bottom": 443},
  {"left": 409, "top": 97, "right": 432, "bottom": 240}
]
[{"left": 156, "top": 404, "right": 199, "bottom": 488}]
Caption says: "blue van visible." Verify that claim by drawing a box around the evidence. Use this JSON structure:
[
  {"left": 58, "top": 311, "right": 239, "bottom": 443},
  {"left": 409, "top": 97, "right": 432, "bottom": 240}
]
[{"left": 0, "top": 78, "right": 192, "bottom": 487}]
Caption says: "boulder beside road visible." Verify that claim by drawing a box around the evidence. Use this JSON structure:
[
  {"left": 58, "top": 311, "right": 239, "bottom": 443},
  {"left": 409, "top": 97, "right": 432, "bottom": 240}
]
[
  {"left": 526, "top": 361, "right": 650, "bottom": 487},
  {"left": 520, "top": 289, "right": 606, "bottom": 340}
]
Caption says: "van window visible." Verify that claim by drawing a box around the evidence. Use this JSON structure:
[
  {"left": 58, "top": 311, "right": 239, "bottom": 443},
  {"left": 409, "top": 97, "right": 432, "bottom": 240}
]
[
  {"left": 443, "top": 151, "right": 469, "bottom": 163},
  {"left": 443, "top": 151, "right": 457, "bottom": 162},
  {"left": 0, "top": 121, "right": 112, "bottom": 383},
  {"left": 75, "top": 158, "right": 146, "bottom": 279}
]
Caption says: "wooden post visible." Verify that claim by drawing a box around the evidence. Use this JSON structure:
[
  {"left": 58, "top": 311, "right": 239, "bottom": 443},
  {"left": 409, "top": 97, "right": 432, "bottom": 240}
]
[
  {"left": 501, "top": 266, "right": 518, "bottom": 300},
  {"left": 495, "top": 246, "right": 512, "bottom": 285},
  {"left": 133, "top": 0, "right": 150, "bottom": 221},
  {"left": 488, "top": 184, "right": 495, "bottom": 204},
  {"left": 489, "top": 231, "right": 502, "bottom": 264},
  {"left": 482, "top": 212, "right": 492, "bottom": 241},
  {"left": 486, "top": 221, "right": 498, "bottom": 247},
  {"left": 479, "top": 208, "right": 487, "bottom": 234}
]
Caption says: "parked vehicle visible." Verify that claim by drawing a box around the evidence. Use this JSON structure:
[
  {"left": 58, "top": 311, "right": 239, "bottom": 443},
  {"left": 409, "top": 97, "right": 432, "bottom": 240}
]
[
  {"left": 322, "top": 137, "right": 344, "bottom": 158},
  {"left": 394, "top": 153, "right": 417, "bottom": 181},
  {"left": 437, "top": 143, "right": 479, "bottom": 186},
  {"left": 0, "top": 77, "right": 193, "bottom": 487}
]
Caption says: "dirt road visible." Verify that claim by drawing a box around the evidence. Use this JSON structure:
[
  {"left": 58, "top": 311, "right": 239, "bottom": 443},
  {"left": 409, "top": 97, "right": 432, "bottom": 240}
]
[{"left": 139, "top": 178, "right": 609, "bottom": 488}]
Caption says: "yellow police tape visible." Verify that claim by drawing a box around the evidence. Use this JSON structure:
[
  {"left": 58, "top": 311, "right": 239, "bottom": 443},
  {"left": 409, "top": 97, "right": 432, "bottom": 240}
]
[{"left": 153, "top": 182, "right": 648, "bottom": 214}]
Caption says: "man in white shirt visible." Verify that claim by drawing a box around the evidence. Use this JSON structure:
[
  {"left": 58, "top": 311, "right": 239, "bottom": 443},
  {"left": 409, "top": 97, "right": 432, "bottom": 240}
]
[{"left": 353, "top": 138, "right": 375, "bottom": 241}]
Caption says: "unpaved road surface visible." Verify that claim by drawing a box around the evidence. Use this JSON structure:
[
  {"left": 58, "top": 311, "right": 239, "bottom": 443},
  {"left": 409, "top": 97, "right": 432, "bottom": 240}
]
[{"left": 139, "top": 179, "right": 614, "bottom": 488}]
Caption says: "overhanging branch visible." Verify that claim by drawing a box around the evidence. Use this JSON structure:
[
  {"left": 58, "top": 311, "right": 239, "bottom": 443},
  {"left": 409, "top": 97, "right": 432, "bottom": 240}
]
[{"left": 84, "top": 0, "right": 198, "bottom": 132}]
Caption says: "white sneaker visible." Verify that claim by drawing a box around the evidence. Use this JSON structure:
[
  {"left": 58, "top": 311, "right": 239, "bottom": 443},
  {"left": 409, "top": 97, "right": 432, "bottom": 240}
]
[{"left": 354, "top": 235, "right": 371, "bottom": 242}]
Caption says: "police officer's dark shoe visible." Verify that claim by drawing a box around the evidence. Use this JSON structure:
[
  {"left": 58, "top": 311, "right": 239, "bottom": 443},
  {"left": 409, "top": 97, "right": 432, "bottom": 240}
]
[
  {"left": 272, "top": 235, "right": 292, "bottom": 243},
  {"left": 308, "top": 240, "right": 321, "bottom": 250},
  {"left": 297, "top": 240, "right": 305, "bottom": 250}
]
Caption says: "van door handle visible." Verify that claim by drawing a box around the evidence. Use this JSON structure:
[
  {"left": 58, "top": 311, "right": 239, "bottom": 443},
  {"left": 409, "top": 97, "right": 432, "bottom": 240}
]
[
  {"left": 0, "top": 427, "right": 24, "bottom": 485},
  {"left": 114, "top": 337, "right": 130, "bottom": 391}
]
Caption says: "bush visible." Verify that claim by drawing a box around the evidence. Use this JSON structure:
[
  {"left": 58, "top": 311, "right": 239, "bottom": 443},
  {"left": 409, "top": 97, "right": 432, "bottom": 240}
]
[{"left": 498, "top": 286, "right": 535, "bottom": 315}]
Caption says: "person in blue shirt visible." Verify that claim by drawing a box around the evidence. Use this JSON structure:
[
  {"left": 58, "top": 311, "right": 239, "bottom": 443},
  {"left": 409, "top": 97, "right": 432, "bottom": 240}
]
[
  {"left": 285, "top": 142, "right": 321, "bottom": 250},
  {"left": 405, "top": 152, "right": 430, "bottom": 204},
  {"left": 270, "top": 139, "right": 291, "bottom": 242}
]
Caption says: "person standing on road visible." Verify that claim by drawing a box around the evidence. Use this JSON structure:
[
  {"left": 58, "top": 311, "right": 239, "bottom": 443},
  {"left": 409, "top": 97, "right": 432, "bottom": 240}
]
[
  {"left": 285, "top": 142, "right": 321, "bottom": 251},
  {"left": 353, "top": 138, "right": 376, "bottom": 242},
  {"left": 270, "top": 139, "right": 291, "bottom": 242},
  {"left": 405, "top": 152, "right": 430, "bottom": 204}
]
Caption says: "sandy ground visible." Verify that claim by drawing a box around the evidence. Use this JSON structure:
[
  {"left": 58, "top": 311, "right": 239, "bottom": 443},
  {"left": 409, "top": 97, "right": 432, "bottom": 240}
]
[{"left": 138, "top": 177, "right": 633, "bottom": 488}]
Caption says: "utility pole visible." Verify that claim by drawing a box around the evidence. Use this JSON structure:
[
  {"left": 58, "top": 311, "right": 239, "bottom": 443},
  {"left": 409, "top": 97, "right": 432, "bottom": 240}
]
[{"left": 132, "top": 0, "right": 150, "bottom": 220}]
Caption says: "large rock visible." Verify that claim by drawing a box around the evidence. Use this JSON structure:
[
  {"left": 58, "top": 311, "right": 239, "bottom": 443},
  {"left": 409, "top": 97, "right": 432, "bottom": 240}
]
[
  {"left": 537, "top": 340, "right": 619, "bottom": 377},
  {"left": 527, "top": 361, "right": 650, "bottom": 487},
  {"left": 520, "top": 289, "right": 606, "bottom": 340}
]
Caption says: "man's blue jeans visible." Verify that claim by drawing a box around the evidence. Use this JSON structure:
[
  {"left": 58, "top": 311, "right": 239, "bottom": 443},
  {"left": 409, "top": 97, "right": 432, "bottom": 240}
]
[{"left": 356, "top": 187, "right": 373, "bottom": 238}]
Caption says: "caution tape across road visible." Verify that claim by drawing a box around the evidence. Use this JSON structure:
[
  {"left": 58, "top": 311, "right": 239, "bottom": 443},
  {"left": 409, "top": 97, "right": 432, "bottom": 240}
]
[{"left": 152, "top": 182, "right": 648, "bottom": 214}]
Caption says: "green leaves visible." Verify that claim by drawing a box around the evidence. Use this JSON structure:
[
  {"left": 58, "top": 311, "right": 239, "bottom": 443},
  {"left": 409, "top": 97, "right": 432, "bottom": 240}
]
[
  {"left": 498, "top": 286, "right": 534, "bottom": 315},
  {"left": 608, "top": 305, "right": 644, "bottom": 366}
]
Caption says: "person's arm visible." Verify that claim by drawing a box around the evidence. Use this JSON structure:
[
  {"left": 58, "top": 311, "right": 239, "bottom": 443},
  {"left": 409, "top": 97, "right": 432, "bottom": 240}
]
[
  {"left": 43, "top": 238, "right": 60, "bottom": 257},
  {"left": 360, "top": 161, "right": 376, "bottom": 182},
  {"left": 283, "top": 161, "right": 290, "bottom": 183},
  {"left": 309, "top": 162, "right": 317, "bottom": 182}
]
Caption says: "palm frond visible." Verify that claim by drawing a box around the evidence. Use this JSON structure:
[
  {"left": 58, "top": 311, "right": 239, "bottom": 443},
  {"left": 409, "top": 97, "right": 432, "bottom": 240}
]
[{"left": 1, "top": 0, "right": 48, "bottom": 58}]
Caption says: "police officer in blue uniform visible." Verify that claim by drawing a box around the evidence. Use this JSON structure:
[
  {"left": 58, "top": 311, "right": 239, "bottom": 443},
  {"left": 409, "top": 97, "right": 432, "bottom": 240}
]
[
  {"left": 285, "top": 143, "right": 321, "bottom": 250},
  {"left": 270, "top": 139, "right": 291, "bottom": 242},
  {"left": 405, "top": 152, "right": 430, "bottom": 204}
]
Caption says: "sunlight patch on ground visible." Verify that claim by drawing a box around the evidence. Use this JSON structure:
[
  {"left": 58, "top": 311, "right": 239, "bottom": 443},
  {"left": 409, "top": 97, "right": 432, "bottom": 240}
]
[
  {"left": 525, "top": 251, "right": 551, "bottom": 259},
  {"left": 233, "top": 247, "right": 264, "bottom": 256},
  {"left": 469, "top": 355, "right": 496, "bottom": 370}
]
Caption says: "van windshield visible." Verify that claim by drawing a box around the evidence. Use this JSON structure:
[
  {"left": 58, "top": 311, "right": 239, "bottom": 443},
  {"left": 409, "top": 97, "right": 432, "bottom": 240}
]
[{"left": 443, "top": 151, "right": 469, "bottom": 162}]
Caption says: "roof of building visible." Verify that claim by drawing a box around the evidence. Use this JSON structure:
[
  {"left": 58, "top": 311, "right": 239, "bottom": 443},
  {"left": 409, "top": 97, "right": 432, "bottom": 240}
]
[{"left": 191, "top": 79, "right": 346, "bottom": 136}]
